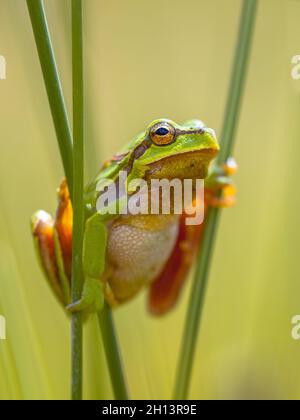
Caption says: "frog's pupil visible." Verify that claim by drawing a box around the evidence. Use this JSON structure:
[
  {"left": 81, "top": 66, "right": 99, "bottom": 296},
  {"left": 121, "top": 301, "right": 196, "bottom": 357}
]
[{"left": 155, "top": 127, "right": 169, "bottom": 136}]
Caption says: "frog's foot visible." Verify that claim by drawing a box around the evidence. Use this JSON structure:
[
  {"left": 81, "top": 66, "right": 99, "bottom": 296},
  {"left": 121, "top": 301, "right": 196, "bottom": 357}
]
[
  {"left": 31, "top": 210, "right": 71, "bottom": 306},
  {"left": 205, "top": 157, "right": 238, "bottom": 208},
  {"left": 207, "top": 184, "right": 236, "bottom": 208},
  {"left": 66, "top": 277, "right": 104, "bottom": 314}
]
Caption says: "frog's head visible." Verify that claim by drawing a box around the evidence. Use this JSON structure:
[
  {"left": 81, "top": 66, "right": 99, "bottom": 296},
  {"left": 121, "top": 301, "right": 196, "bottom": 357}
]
[
  {"left": 84, "top": 118, "right": 220, "bottom": 214},
  {"left": 128, "top": 118, "right": 219, "bottom": 183}
]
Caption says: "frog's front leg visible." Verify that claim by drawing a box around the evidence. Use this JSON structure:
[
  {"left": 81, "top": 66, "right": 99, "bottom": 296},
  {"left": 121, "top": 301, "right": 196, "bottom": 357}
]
[
  {"left": 205, "top": 157, "right": 238, "bottom": 208},
  {"left": 67, "top": 213, "right": 107, "bottom": 314}
]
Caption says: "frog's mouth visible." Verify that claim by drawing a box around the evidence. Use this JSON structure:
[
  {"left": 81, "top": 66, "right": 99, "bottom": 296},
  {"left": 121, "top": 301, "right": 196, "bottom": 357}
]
[{"left": 146, "top": 149, "right": 218, "bottom": 181}]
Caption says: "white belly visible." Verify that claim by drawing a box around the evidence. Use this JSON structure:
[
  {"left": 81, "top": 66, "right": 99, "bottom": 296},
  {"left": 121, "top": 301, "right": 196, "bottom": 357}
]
[{"left": 106, "top": 215, "right": 179, "bottom": 301}]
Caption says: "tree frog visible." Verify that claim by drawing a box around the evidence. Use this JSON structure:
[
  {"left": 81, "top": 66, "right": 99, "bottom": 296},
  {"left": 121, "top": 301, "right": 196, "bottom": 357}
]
[{"left": 31, "top": 119, "right": 236, "bottom": 316}]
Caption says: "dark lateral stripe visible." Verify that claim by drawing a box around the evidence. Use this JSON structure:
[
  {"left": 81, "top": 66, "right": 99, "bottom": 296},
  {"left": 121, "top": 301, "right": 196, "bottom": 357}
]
[
  {"left": 175, "top": 127, "right": 206, "bottom": 138},
  {"left": 116, "top": 128, "right": 206, "bottom": 180}
]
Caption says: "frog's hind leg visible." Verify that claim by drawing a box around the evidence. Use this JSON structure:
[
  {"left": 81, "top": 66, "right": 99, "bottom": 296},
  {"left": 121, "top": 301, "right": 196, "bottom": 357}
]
[
  {"left": 31, "top": 180, "right": 73, "bottom": 306},
  {"left": 148, "top": 215, "right": 204, "bottom": 316},
  {"left": 31, "top": 210, "right": 67, "bottom": 304},
  {"left": 54, "top": 179, "right": 73, "bottom": 280}
]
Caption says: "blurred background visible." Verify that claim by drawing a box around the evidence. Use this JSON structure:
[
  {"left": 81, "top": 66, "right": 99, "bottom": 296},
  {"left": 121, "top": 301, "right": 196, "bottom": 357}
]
[{"left": 0, "top": 0, "right": 300, "bottom": 400}]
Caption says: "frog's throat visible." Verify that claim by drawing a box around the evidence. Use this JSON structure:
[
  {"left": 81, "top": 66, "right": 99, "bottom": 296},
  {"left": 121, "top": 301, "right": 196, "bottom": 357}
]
[{"left": 128, "top": 148, "right": 219, "bottom": 185}]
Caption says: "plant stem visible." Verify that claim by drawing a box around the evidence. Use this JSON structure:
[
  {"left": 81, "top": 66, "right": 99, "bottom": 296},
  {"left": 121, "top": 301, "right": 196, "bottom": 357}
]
[
  {"left": 98, "top": 304, "right": 129, "bottom": 400},
  {"left": 27, "top": 0, "right": 128, "bottom": 400},
  {"left": 173, "top": 0, "right": 258, "bottom": 400},
  {"left": 26, "top": 0, "right": 73, "bottom": 195},
  {"left": 218, "top": 0, "right": 258, "bottom": 163},
  {"left": 71, "top": 0, "right": 84, "bottom": 400}
]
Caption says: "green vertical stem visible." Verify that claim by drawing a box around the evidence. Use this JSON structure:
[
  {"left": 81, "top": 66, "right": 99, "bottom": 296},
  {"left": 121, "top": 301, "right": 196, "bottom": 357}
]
[
  {"left": 26, "top": 0, "right": 73, "bottom": 195},
  {"left": 28, "top": 0, "right": 129, "bottom": 400},
  {"left": 71, "top": 0, "right": 84, "bottom": 400},
  {"left": 98, "top": 305, "right": 129, "bottom": 400},
  {"left": 173, "top": 0, "right": 258, "bottom": 400}
]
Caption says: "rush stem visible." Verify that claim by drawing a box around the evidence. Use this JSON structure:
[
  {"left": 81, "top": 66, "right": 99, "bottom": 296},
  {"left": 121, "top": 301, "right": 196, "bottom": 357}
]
[{"left": 173, "top": 0, "right": 258, "bottom": 400}]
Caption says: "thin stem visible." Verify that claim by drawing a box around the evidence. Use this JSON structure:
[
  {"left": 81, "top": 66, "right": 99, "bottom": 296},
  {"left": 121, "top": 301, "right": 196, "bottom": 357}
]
[
  {"left": 218, "top": 0, "right": 258, "bottom": 163},
  {"left": 71, "top": 0, "right": 84, "bottom": 400},
  {"left": 26, "top": 0, "right": 73, "bottom": 195},
  {"left": 173, "top": 0, "right": 258, "bottom": 400},
  {"left": 98, "top": 305, "right": 129, "bottom": 400},
  {"left": 27, "top": 0, "right": 128, "bottom": 400}
]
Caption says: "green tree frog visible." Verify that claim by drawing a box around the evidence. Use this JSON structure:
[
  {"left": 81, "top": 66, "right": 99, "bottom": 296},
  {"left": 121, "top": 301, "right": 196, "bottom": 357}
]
[{"left": 31, "top": 119, "right": 236, "bottom": 316}]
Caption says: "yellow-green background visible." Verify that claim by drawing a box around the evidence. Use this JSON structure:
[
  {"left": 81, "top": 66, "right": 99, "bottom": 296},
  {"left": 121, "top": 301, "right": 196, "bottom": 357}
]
[{"left": 0, "top": 0, "right": 300, "bottom": 400}]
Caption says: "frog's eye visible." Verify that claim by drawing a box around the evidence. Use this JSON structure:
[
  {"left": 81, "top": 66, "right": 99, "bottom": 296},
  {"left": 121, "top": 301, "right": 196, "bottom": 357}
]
[{"left": 150, "top": 123, "right": 176, "bottom": 146}]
